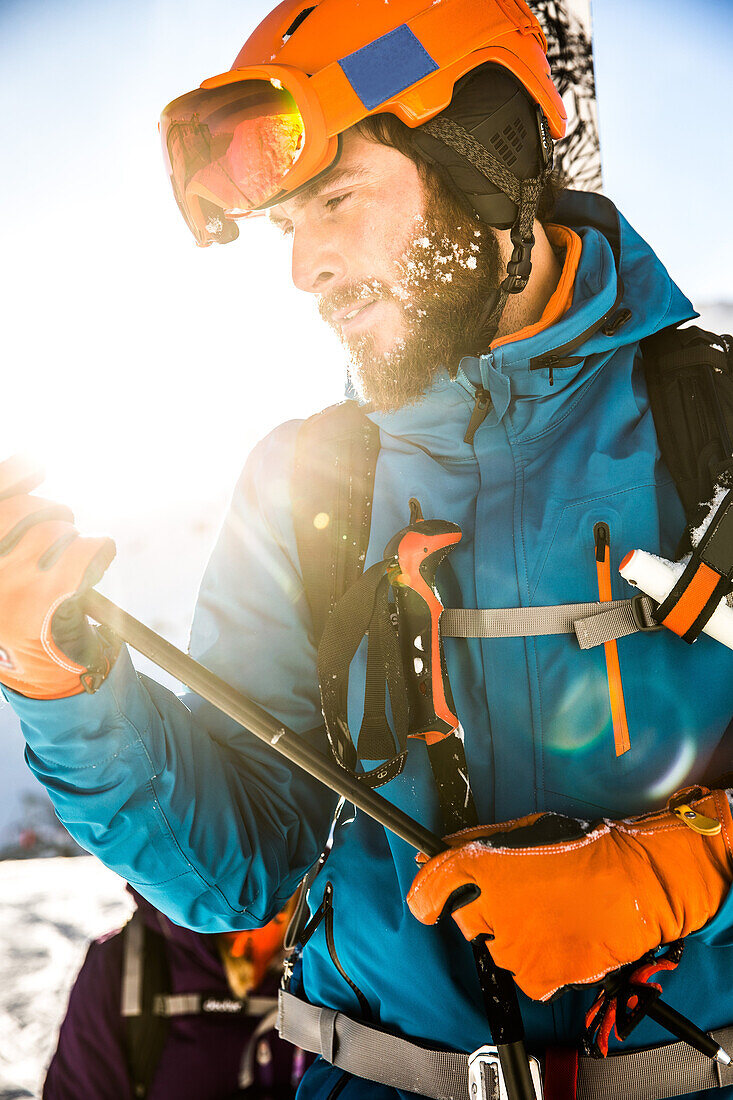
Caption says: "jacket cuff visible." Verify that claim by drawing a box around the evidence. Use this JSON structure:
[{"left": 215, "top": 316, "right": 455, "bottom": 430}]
[{"left": 2, "top": 645, "right": 159, "bottom": 776}]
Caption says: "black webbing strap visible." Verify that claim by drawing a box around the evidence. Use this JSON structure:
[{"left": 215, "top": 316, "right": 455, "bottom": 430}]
[
  {"left": 654, "top": 488, "right": 733, "bottom": 642},
  {"left": 121, "top": 912, "right": 171, "bottom": 1099},
  {"left": 293, "top": 402, "right": 412, "bottom": 786},
  {"left": 293, "top": 402, "right": 477, "bottom": 817},
  {"left": 317, "top": 561, "right": 408, "bottom": 787},
  {"left": 292, "top": 401, "right": 379, "bottom": 643},
  {"left": 358, "top": 583, "right": 408, "bottom": 762}
]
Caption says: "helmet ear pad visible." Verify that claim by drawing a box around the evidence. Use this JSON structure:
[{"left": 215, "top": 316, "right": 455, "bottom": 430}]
[{"left": 409, "top": 64, "right": 549, "bottom": 230}]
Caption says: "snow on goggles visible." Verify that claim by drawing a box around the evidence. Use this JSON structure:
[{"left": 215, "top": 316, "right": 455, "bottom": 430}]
[{"left": 160, "top": 67, "right": 339, "bottom": 247}]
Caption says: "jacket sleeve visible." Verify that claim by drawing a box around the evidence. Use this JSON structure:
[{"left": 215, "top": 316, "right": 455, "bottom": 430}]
[{"left": 5, "top": 423, "right": 339, "bottom": 930}]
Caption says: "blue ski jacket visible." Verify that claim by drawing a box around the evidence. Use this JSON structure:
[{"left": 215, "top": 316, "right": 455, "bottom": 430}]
[{"left": 8, "top": 191, "right": 733, "bottom": 1100}]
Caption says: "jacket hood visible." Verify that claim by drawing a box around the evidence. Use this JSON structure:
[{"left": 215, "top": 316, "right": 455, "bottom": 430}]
[
  {"left": 548, "top": 189, "right": 695, "bottom": 354},
  {"left": 368, "top": 190, "right": 697, "bottom": 453}
]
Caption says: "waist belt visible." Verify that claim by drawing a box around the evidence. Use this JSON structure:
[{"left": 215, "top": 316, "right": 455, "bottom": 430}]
[{"left": 278, "top": 989, "right": 733, "bottom": 1100}]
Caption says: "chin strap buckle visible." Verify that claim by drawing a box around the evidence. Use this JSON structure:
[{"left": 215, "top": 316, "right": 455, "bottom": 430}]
[{"left": 504, "top": 227, "right": 536, "bottom": 294}]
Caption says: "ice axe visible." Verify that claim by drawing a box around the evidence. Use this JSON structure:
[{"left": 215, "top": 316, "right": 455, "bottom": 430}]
[{"left": 81, "top": 588, "right": 538, "bottom": 1100}]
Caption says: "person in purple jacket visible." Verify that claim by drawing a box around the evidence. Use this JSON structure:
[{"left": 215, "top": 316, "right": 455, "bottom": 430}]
[{"left": 43, "top": 887, "right": 307, "bottom": 1100}]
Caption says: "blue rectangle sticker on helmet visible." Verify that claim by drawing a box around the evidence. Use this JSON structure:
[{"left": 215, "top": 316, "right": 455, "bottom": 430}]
[{"left": 339, "top": 25, "right": 439, "bottom": 111}]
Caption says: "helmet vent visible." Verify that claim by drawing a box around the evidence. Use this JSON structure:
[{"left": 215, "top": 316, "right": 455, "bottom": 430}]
[
  {"left": 283, "top": 6, "right": 316, "bottom": 42},
  {"left": 490, "top": 117, "right": 528, "bottom": 168}
]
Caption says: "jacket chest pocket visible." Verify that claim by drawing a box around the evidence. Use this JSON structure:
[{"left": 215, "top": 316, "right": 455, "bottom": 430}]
[{"left": 528, "top": 494, "right": 709, "bottom": 817}]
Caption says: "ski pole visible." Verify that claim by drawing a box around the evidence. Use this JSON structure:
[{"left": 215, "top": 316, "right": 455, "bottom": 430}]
[{"left": 82, "top": 589, "right": 536, "bottom": 1100}]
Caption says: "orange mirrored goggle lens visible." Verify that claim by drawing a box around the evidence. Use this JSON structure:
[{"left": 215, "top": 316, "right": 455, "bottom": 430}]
[{"left": 161, "top": 80, "right": 306, "bottom": 246}]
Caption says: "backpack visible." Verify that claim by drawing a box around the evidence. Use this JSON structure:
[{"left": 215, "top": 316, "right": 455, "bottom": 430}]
[
  {"left": 641, "top": 326, "right": 733, "bottom": 552},
  {"left": 121, "top": 910, "right": 286, "bottom": 1099},
  {"left": 291, "top": 322, "right": 733, "bottom": 752}
]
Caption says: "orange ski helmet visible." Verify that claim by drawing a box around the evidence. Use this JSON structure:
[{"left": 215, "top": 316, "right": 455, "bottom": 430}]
[{"left": 160, "top": 0, "right": 566, "bottom": 247}]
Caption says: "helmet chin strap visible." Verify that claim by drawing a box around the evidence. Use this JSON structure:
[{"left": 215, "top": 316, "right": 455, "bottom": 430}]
[{"left": 420, "top": 115, "right": 552, "bottom": 347}]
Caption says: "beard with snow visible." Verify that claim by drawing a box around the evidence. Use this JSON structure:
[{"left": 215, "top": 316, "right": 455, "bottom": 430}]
[{"left": 318, "top": 188, "right": 502, "bottom": 412}]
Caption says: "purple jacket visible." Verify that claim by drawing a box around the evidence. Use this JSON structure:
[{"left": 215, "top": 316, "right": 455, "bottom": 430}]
[{"left": 43, "top": 889, "right": 308, "bottom": 1100}]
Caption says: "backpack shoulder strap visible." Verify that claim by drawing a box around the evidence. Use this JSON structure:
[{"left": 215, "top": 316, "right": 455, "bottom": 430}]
[
  {"left": 640, "top": 324, "right": 733, "bottom": 535},
  {"left": 292, "top": 400, "right": 380, "bottom": 642},
  {"left": 121, "top": 911, "right": 171, "bottom": 1099}
]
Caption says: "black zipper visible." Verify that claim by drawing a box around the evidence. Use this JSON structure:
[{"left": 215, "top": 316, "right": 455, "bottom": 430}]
[
  {"left": 300, "top": 881, "right": 371, "bottom": 1018},
  {"left": 325, "top": 1071, "right": 351, "bottom": 1100},
  {"left": 464, "top": 387, "right": 492, "bottom": 444}
]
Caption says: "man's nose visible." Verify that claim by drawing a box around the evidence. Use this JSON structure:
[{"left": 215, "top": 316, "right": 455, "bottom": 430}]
[{"left": 291, "top": 226, "right": 347, "bottom": 293}]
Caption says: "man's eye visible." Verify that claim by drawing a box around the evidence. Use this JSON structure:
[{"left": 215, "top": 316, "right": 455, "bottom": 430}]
[{"left": 325, "top": 192, "right": 350, "bottom": 212}]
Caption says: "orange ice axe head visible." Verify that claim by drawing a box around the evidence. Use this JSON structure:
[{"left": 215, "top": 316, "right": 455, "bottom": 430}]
[{"left": 383, "top": 498, "right": 461, "bottom": 745}]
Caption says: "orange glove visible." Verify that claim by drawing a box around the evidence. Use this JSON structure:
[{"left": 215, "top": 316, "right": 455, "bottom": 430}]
[
  {"left": 0, "top": 456, "right": 117, "bottom": 700},
  {"left": 407, "top": 788, "right": 733, "bottom": 1002}
]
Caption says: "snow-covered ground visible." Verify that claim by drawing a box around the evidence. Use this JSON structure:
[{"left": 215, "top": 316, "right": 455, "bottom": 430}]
[{"left": 0, "top": 858, "right": 132, "bottom": 1099}]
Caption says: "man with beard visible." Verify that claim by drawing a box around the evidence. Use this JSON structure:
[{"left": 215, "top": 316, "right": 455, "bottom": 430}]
[
  {"left": 275, "top": 118, "right": 561, "bottom": 411},
  {"left": 2, "top": 2, "right": 733, "bottom": 1100}
]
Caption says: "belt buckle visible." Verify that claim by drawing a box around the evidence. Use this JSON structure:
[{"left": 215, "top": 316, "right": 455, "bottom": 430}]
[{"left": 468, "top": 1045, "right": 543, "bottom": 1100}]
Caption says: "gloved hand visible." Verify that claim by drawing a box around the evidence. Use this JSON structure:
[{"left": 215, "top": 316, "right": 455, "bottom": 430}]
[
  {"left": 407, "top": 788, "right": 733, "bottom": 1002},
  {"left": 0, "top": 455, "right": 118, "bottom": 699}
]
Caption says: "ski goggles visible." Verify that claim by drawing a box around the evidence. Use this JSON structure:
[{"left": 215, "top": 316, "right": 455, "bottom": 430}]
[
  {"left": 160, "top": 4, "right": 566, "bottom": 247},
  {"left": 160, "top": 66, "right": 340, "bottom": 247}
]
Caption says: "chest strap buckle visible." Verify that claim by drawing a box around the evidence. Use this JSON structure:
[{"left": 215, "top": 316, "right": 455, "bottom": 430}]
[{"left": 630, "top": 593, "right": 662, "bottom": 632}]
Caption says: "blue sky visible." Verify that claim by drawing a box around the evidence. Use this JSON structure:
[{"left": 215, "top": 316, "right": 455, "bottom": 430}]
[
  {"left": 591, "top": 0, "right": 733, "bottom": 302},
  {"left": 1, "top": 0, "right": 731, "bottom": 515},
  {"left": 2, "top": 0, "right": 730, "bottom": 296}
]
